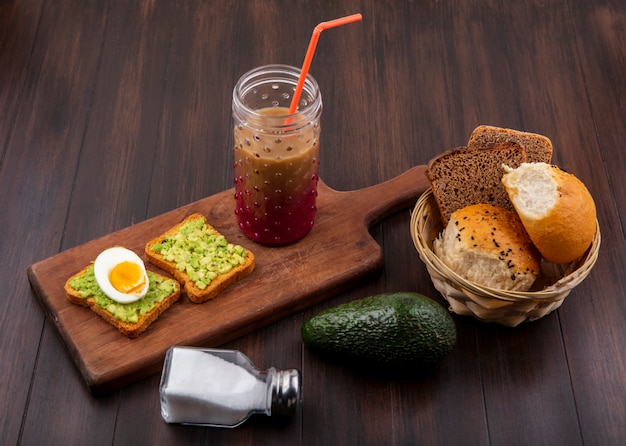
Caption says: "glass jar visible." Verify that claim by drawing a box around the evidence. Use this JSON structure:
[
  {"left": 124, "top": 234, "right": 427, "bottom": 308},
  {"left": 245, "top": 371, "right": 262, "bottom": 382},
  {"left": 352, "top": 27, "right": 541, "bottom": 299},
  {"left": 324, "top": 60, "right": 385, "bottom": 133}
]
[
  {"left": 232, "top": 64, "right": 323, "bottom": 245},
  {"left": 159, "top": 346, "right": 301, "bottom": 427}
]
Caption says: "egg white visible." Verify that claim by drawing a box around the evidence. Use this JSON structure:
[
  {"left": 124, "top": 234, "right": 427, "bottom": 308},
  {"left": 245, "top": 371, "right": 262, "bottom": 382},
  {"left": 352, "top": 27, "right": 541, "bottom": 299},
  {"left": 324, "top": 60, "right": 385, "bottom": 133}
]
[{"left": 93, "top": 247, "right": 150, "bottom": 304}]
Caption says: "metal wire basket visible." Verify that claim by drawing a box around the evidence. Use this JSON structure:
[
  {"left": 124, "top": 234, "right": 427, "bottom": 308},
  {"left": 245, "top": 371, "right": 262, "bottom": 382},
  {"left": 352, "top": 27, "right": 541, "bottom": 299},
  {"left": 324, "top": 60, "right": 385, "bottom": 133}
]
[{"left": 410, "top": 188, "right": 601, "bottom": 327}]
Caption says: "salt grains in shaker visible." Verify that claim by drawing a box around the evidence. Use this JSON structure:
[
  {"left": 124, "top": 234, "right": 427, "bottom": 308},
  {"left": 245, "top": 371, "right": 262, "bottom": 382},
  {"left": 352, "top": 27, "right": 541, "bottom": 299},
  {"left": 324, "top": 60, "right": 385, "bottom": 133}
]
[{"left": 159, "top": 346, "right": 301, "bottom": 427}]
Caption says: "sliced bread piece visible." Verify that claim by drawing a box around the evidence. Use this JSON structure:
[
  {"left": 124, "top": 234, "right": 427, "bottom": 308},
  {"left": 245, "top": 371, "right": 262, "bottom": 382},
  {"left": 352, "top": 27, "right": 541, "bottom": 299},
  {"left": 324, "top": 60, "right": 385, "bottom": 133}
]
[
  {"left": 426, "top": 143, "right": 527, "bottom": 225},
  {"left": 145, "top": 213, "right": 255, "bottom": 303},
  {"left": 502, "top": 162, "right": 597, "bottom": 264},
  {"left": 468, "top": 125, "right": 553, "bottom": 163},
  {"left": 65, "top": 264, "right": 181, "bottom": 338}
]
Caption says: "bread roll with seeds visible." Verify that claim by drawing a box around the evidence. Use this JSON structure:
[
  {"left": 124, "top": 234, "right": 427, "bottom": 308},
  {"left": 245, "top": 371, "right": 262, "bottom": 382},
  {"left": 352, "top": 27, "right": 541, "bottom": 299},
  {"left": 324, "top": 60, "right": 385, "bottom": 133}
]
[{"left": 434, "top": 203, "right": 541, "bottom": 291}]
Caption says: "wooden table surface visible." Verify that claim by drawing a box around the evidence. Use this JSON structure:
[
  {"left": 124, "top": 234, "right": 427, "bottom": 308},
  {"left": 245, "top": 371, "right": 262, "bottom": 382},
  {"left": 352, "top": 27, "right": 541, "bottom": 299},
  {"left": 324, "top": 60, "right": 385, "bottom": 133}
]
[{"left": 2, "top": 0, "right": 625, "bottom": 444}]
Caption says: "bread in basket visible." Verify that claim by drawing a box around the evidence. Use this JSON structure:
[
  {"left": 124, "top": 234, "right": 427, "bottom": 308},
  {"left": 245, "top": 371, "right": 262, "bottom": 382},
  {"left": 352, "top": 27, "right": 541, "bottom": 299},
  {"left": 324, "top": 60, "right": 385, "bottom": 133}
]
[{"left": 410, "top": 188, "right": 600, "bottom": 327}]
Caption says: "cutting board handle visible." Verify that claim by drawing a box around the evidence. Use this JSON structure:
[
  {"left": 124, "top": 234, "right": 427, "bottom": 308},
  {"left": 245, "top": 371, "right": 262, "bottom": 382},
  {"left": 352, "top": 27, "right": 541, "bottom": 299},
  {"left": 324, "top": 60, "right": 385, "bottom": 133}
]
[
  {"left": 28, "top": 163, "right": 431, "bottom": 394},
  {"left": 325, "top": 164, "right": 429, "bottom": 227}
]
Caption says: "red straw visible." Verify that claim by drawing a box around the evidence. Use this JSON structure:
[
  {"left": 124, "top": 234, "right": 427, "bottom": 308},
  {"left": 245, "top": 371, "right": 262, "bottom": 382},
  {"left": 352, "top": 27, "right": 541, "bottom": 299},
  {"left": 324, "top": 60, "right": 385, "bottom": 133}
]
[{"left": 288, "top": 13, "right": 363, "bottom": 114}]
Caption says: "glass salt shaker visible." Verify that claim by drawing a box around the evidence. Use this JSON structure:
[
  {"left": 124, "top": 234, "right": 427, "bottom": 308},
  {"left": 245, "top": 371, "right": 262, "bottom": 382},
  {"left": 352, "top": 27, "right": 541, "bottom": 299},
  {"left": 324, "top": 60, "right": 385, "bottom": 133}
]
[{"left": 159, "top": 346, "right": 301, "bottom": 427}]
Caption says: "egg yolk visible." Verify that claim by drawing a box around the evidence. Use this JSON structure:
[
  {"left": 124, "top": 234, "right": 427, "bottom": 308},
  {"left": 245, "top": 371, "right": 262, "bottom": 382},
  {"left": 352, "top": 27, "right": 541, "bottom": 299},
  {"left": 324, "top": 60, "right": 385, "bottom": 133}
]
[{"left": 109, "top": 261, "right": 146, "bottom": 294}]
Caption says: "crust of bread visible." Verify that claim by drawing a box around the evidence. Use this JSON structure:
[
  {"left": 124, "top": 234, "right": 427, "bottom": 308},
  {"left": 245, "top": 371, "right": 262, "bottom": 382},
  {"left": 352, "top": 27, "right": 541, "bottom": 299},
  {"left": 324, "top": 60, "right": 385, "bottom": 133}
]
[
  {"left": 64, "top": 265, "right": 181, "bottom": 338},
  {"left": 502, "top": 163, "right": 597, "bottom": 264},
  {"left": 145, "top": 213, "right": 255, "bottom": 303},
  {"left": 434, "top": 203, "right": 542, "bottom": 291},
  {"left": 468, "top": 125, "right": 553, "bottom": 164},
  {"left": 426, "top": 143, "right": 527, "bottom": 226}
]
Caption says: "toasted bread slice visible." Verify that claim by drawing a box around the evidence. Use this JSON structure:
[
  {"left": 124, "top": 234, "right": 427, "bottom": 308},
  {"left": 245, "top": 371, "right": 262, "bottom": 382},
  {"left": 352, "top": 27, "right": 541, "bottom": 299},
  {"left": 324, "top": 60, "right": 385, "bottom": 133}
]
[
  {"left": 426, "top": 143, "right": 527, "bottom": 225},
  {"left": 145, "top": 213, "right": 255, "bottom": 304},
  {"left": 64, "top": 264, "right": 181, "bottom": 338},
  {"left": 468, "top": 125, "right": 553, "bottom": 163}
]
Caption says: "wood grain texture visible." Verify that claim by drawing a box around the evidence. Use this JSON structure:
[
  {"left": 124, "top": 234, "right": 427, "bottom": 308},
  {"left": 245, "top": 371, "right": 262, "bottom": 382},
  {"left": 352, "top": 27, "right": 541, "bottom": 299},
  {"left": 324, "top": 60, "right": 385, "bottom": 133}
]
[
  {"left": 28, "top": 166, "right": 428, "bottom": 394},
  {"left": 2, "top": 0, "right": 625, "bottom": 444}
]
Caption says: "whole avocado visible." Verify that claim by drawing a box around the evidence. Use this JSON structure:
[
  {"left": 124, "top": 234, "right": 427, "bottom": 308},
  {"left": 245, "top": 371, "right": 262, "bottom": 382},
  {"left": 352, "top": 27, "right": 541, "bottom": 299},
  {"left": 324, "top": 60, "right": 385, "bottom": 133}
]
[{"left": 301, "top": 292, "right": 456, "bottom": 368}]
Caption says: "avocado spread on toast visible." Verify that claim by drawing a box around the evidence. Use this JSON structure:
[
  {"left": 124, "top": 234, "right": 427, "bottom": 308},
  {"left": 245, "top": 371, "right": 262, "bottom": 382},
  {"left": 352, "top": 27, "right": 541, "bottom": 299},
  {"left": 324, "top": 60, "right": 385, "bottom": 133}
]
[
  {"left": 149, "top": 216, "right": 248, "bottom": 290},
  {"left": 68, "top": 265, "right": 177, "bottom": 324}
]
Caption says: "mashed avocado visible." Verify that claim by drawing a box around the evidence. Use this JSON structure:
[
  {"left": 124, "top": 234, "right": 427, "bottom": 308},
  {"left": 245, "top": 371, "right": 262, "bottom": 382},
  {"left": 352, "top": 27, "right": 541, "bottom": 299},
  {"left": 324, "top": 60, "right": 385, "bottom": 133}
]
[
  {"left": 69, "top": 265, "right": 177, "bottom": 324},
  {"left": 149, "top": 216, "right": 248, "bottom": 290}
]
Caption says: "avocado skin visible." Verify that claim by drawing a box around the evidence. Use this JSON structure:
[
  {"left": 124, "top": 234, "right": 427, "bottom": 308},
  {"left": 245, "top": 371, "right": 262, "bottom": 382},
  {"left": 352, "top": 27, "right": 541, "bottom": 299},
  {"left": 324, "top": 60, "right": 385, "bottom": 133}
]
[{"left": 301, "top": 292, "right": 456, "bottom": 368}]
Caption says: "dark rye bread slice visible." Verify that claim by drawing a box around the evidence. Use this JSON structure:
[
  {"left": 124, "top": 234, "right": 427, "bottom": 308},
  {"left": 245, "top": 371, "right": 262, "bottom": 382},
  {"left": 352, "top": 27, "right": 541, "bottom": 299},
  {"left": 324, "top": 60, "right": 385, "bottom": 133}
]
[
  {"left": 426, "top": 143, "right": 527, "bottom": 226},
  {"left": 468, "top": 125, "right": 553, "bottom": 163}
]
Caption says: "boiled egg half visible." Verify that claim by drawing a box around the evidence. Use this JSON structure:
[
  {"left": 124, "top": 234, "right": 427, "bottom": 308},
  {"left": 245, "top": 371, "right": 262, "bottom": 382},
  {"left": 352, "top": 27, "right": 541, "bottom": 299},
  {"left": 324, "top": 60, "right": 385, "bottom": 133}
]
[{"left": 93, "top": 247, "right": 149, "bottom": 303}]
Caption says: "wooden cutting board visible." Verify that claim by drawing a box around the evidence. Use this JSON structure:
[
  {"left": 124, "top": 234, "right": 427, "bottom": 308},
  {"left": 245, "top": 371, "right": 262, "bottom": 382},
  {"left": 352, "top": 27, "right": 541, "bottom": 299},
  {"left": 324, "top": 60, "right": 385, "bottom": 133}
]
[{"left": 28, "top": 165, "right": 429, "bottom": 395}]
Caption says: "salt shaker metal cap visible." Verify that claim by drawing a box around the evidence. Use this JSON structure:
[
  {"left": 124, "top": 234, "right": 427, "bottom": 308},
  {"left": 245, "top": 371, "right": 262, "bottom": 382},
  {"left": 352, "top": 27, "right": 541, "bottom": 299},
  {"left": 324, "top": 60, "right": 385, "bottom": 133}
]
[{"left": 270, "top": 368, "right": 301, "bottom": 417}]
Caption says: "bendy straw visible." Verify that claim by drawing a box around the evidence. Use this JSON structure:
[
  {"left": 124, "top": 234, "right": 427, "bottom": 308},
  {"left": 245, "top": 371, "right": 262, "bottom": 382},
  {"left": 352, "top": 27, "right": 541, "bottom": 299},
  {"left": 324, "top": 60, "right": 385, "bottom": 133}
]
[{"left": 288, "top": 13, "right": 363, "bottom": 115}]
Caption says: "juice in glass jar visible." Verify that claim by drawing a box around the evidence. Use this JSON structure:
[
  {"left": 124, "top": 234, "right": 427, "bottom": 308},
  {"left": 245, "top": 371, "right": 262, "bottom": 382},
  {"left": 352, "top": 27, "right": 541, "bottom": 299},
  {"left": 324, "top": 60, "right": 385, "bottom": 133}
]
[{"left": 232, "top": 65, "right": 322, "bottom": 245}]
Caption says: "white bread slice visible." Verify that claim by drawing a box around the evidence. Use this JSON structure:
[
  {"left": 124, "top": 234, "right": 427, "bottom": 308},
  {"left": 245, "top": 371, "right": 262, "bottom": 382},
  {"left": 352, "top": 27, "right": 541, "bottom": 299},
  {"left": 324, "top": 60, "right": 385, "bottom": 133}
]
[
  {"left": 434, "top": 203, "right": 541, "bottom": 291},
  {"left": 426, "top": 143, "right": 527, "bottom": 226},
  {"left": 501, "top": 162, "right": 596, "bottom": 264},
  {"left": 145, "top": 213, "right": 255, "bottom": 303},
  {"left": 468, "top": 125, "right": 553, "bottom": 163},
  {"left": 65, "top": 264, "right": 181, "bottom": 338}
]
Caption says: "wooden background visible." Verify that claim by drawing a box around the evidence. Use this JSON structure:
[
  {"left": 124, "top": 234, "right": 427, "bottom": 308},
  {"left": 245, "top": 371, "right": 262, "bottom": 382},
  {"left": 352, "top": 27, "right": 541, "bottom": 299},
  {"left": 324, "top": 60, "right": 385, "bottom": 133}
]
[{"left": 1, "top": 0, "right": 625, "bottom": 444}]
